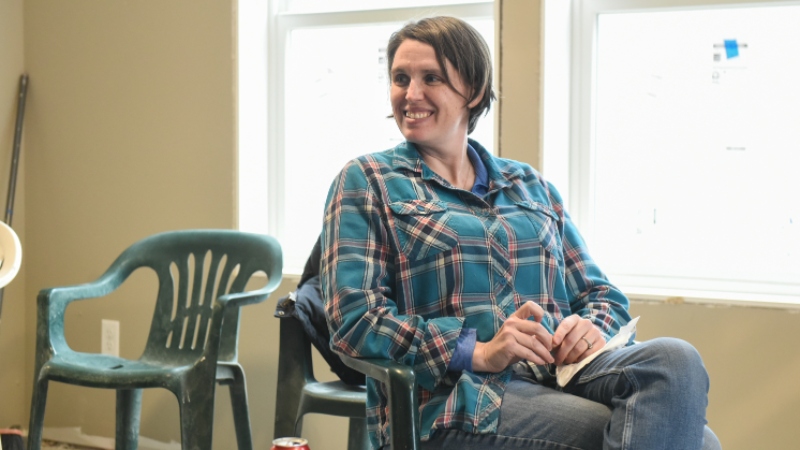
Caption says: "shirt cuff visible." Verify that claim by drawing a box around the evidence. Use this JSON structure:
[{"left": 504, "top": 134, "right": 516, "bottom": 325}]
[{"left": 447, "top": 328, "right": 476, "bottom": 373}]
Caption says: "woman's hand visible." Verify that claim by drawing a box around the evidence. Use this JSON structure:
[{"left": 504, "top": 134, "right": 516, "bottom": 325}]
[
  {"left": 472, "top": 301, "right": 554, "bottom": 373},
  {"left": 551, "top": 314, "right": 606, "bottom": 365}
]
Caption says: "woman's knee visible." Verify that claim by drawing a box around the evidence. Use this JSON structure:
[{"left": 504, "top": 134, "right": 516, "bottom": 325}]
[
  {"left": 701, "top": 426, "right": 722, "bottom": 450},
  {"left": 651, "top": 337, "right": 706, "bottom": 371},
  {"left": 640, "top": 337, "right": 710, "bottom": 394}
]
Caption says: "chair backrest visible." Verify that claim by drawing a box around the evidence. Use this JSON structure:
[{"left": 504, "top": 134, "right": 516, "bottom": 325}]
[{"left": 106, "top": 230, "right": 281, "bottom": 364}]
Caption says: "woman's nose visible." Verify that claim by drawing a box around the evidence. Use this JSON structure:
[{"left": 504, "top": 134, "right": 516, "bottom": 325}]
[{"left": 406, "top": 79, "right": 424, "bottom": 101}]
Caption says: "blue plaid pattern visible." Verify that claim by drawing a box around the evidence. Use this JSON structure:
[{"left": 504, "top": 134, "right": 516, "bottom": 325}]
[{"left": 321, "top": 139, "right": 632, "bottom": 449}]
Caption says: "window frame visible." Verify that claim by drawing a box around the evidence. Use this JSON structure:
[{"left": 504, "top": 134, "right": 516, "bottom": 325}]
[{"left": 238, "top": 1, "right": 495, "bottom": 274}]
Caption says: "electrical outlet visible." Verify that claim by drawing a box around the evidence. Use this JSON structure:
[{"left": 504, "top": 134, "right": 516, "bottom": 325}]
[{"left": 101, "top": 319, "right": 120, "bottom": 357}]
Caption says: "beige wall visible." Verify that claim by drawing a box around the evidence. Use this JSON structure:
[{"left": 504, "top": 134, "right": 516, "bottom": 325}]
[
  {"left": 0, "top": 1, "right": 794, "bottom": 450},
  {"left": 0, "top": 0, "right": 29, "bottom": 430},
  {"left": 499, "top": 0, "right": 543, "bottom": 168},
  {"left": 17, "top": 1, "right": 348, "bottom": 449}
]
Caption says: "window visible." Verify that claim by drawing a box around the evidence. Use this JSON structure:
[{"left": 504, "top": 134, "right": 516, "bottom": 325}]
[
  {"left": 567, "top": 0, "right": 800, "bottom": 304},
  {"left": 239, "top": 1, "right": 495, "bottom": 274}
]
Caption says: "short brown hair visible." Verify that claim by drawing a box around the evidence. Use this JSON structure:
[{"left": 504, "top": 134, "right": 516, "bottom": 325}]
[{"left": 387, "top": 16, "right": 496, "bottom": 134}]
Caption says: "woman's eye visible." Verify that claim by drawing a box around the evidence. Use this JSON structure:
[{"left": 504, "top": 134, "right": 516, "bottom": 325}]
[
  {"left": 393, "top": 74, "right": 409, "bottom": 85},
  {"left": 425, "top": 74, "right": 441, "bottom": 84}
]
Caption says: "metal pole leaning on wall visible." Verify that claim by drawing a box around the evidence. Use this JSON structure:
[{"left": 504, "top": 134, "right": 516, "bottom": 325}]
[
  {"left": 0, "top": 74, "right": 29, "bottom": 321},
  {"left": 6, "top": 74, "right": 28, "bottom": 227}
]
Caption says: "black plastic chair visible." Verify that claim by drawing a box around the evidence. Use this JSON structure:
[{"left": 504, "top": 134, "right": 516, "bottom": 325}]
[
  {"left": 272, "top": 303, "right": 421, "bottom": 450},
  {"left": 273, "top": 313, "right": 371, "bottom": 450},
  {"left": 273, "top": 235, "right": 420, "bottom": 450},
  {"left": 339, "top": 355, "right": 420, "bottom": 450},
  {"left": 28, "top": 230, "right": 282, "bottom": 450}
]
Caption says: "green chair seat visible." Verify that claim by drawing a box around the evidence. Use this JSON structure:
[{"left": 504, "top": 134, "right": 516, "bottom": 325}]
[
  {"left": 41, "top": 353, "right": 192, "bottom": 387},
  {"left": 298, "top": 380, "right": 367, "bottom": 418}
]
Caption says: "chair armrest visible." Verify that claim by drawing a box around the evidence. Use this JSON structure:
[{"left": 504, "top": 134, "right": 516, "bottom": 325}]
[
  {"left": 339, "top": 354, "right": 420, "bottom": 450},
  {"left": 37, "top": 271, "right": 128, "bottom": 353},
  {"left": 217, "top": 272, "right": 282, "bottom": 309}
]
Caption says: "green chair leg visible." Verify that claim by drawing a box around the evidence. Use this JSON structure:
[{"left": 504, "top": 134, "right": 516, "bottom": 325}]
[
  {"left": 293, "top": 415, "right": 304, "bottom": 438},
  {"left": 226, "top": 365, "right": 253, "bottom": 450},
  {"left": 115, "top": 388, "right": 143, "bottom": 450},
  {"left": 177, "top": 381, "right": 216, "bottom": 450},
  {"left": 26, "top": 378, "right": 48, "bottom": 450},
  {"left": 346, "top": 418, "right": 369, "bottom": 450}
]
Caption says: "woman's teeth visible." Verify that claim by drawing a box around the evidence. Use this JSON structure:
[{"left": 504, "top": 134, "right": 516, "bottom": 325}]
[{"left": 405, "top": 111, "right": 431, "bottom": 119}]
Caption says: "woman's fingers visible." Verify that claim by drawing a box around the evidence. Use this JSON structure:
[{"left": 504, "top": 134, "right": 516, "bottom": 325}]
[
  {"left": 473, "top": 310, "right": 556, "bottom": 372},
  {"left": 560, "top": 335, "right": 593, "bottom": 365},
  {"left": 510, "top": 301, "right": 553, "bottom": 351},
  {"left": 476, "top": 330, "right": 551, "bottom": 372},
  {"left": 552, "top": 315, "right": 605, "bottom": 365},
  {"left": 478, "top": 308, "right": 612, "bottom": 370},
  {"left": 491, "top": 323, "right": 554, "bottom": 367},
  {"left": 508, "top": 317, "right": 553, "bottom": 351},
  {"left": 512, "top": 300, "right": 546, "bottom": 323},
  {"left": 552, "top": 314, "right": 580, "bottom": 347},
  {"left": 508, "top": 326, "right": 554, "bottom": 364}
]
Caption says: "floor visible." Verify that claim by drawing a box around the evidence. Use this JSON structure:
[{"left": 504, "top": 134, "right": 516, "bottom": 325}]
[{"left": 41, "top": 441, "right": 104, "bottom": 450}]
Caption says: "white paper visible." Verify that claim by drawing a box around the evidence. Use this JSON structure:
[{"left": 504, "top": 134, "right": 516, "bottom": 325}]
[{"left": 555, "top": 316, "right": 639, "bottom": 387}]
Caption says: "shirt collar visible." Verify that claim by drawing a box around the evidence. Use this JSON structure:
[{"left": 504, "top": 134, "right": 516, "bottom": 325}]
[
  {"left": 467, "top": 143, "right": 489, "bottom": 196},
  {"left": 391, "top": 139, "right": 520, "bottom": 192}
]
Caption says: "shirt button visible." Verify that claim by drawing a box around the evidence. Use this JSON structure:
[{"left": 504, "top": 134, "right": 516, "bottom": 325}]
[{"left": 416, "top": 205, "right": 425, "bottom": 212}]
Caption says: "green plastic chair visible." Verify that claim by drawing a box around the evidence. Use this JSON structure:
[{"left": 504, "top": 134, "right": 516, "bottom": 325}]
[{"left": 27, "top": 230, "right": 283, "bottom": 450}]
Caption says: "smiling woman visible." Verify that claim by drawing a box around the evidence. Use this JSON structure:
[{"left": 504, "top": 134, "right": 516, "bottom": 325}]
[{"left": 321, "top": 15, "right": 721, "bottom": 450}]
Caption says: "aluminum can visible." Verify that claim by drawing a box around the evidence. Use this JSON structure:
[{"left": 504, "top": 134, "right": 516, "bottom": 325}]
[{"left": 272, "top": 437, "right": 310, "bottom": 450}]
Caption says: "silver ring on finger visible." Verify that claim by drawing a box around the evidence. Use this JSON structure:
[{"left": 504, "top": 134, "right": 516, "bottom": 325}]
[{"left": 581, "top": 336, "right": 593, "bottom": 350}]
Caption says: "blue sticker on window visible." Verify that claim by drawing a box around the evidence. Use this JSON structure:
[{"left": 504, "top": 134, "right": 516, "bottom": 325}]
[{"left": 724, "top": 39, "right": 739, "bottom": 59}]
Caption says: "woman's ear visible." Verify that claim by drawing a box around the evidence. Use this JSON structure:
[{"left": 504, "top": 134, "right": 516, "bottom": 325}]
[{"left": 468, "top": 85, "right": 486, "bottom": 109}]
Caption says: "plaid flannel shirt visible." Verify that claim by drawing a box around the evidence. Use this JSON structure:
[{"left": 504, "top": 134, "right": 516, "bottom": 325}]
[{"left": 321, "top": 139, "right": 631, "bottom": 449}]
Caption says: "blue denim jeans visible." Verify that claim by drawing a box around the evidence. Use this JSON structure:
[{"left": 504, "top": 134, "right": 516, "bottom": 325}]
[{"left": 420, "top": 338, "right": 721, "bottom": 450}]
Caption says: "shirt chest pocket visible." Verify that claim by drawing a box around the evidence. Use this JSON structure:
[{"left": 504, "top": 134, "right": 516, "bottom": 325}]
[
  {"left": 515, "top": 201, "right": 564, "bottom": 262},
  {"left": 389, "top": 200, "right": 459, "bottom": 261}
]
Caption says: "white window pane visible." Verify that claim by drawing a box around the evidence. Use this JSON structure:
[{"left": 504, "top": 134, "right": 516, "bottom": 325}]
[
  {"left": 590, "top": 5, "right": 800, "bottom": 301},
  {"left": 542, "top": 0, "right": 571, "bottom": 205},
  {"left": 282, "top": 19, "right": 495, "bottom": 272}
]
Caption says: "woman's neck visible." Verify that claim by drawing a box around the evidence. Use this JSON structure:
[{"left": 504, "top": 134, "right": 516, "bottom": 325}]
[{"left": 415, "top": 141, "right": 476, "bottom": 191}]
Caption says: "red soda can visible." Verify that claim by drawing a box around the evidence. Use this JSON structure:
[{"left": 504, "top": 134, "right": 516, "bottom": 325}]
[{"left": 272, "top": 437, "right": 310, "bottom": 450}]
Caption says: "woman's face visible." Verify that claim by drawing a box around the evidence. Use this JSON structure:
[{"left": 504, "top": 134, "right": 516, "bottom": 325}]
[{"left": 390, "top": 39, "right": 478, "bottom": 154}]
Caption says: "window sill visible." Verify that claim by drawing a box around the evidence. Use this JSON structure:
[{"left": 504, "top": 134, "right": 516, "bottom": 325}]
[{"left": 624, "top": 287, "right": 800, "bottom": 310}]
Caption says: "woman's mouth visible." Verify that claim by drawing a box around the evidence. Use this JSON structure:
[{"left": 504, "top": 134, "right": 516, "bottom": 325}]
[{"left": 405, "top": 111, "right": 432, "bottom": 119}]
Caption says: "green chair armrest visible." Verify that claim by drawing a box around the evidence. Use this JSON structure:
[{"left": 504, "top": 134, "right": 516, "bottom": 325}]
[
  {"left": 339, "top": 354, "right": 420, "bottom": 450},
  {"left": 37, "top": 271, "right": 131, "bottom": 353},
  {"left": 217, "top": 273, "right": 281, "bottom": 309}
]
